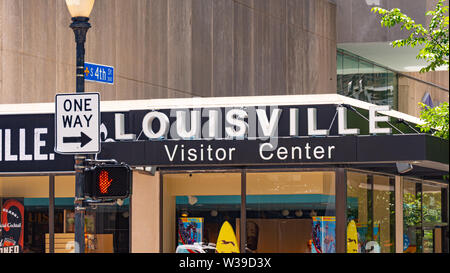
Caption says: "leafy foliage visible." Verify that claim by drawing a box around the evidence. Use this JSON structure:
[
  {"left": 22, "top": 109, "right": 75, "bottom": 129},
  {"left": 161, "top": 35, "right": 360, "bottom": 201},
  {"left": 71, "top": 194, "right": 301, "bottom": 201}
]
[
  {"left": 371, "top": 0, "right": 449, "bottom": 73},
  {"left": 417, "top": 102, "right": 449, "bottom": 140}
]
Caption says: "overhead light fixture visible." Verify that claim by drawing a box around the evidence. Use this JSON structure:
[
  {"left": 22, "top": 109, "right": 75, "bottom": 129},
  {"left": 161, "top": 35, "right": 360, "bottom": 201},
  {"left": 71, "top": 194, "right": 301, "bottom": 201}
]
[
  {"left": 65, "top": 0, "right": 95, "bottom": 18},
  {"left": 396, "top": 162, "right": 413, "bottom": 174},
  {"left": 295, "top": 210, "right": 303, "bottom": 217},
  {"left": 188, "top": 196, "right": 198, "bottom": 205}
]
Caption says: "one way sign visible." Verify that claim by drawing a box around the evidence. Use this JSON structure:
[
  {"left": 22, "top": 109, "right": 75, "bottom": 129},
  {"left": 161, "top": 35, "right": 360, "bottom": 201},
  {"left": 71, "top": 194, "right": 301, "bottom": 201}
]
[{"left": 55, "top": 93, "right": 100, "bottom": 154}]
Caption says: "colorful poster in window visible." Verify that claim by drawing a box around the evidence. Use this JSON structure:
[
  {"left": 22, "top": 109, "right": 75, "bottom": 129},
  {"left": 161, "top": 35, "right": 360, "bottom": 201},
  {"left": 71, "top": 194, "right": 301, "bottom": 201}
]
[
  {"left": 0, "top": 198, "right": 24, "bottom": 253},
  {"left": 178, "top": 217, "right": 203, "bottom": 246},
  {"left": 311, "top": 216, "right": 336, "bottom": 253}
]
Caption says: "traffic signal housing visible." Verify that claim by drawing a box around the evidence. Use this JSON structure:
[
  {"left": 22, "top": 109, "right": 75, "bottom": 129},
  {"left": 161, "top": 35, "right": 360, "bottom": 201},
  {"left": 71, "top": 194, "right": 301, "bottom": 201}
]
[{"left": 84, "top": 163, "right": 132, "bottom": 200}]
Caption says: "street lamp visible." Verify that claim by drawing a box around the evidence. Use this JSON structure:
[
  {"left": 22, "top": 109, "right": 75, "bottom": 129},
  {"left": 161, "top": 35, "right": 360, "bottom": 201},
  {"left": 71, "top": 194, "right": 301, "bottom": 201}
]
[
  {"left": 65, "top": 0, "right": 95, "bottom": 254},
  {"left": 66, "top": 0, "right": 94, "bottom": 93}
]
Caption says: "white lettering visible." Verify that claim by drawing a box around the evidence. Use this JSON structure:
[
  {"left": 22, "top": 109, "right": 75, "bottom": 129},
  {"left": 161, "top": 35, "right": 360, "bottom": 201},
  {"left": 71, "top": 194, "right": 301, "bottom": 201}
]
[
  {"left": 307, "top": 108, "right": 329, "bottom": 136},
  {"left": 19, "top": 129, "right": 32, "bottom": 161},
  {"left": 259, "top": 143, "right": 336, "bottom": 161},
  {"left": 328, "top": 146, "right": 335, "bottom": 159},
  {"left": 142, "top": 111, "right": 170, "bottom": 139},
  {"left": 34, "top": 128, "right": 48, "bottom": 160},
  {"left": 5, "top": 129, "right": 17, "bottom": 161},
  {"left": 313, "top": 146, "right": 325, "bottom": 159},
  {"left": 369, "top": 106, "right": 392, "bottom": 134},
  {"left": 176, "top": 110, "right": 201, "bottom": 139},
  {"left": 337, "top": 107, "right": 360, "bottom": 135},
  {"left": 256, "top": 108, "right": 282, "bottom": 137},
  {"left": 164, "top": 144, "right": 178, "bottom": 162},
  {"left": 202, "top": 109, "right": 221, "bottom": 140},
  {"left": 115, "top": 113, "right": 136, "bottom": 140},
  {"left": 0, "top": 129, "right": 2, "bottom": 161},
  {"left": 277, "top": 146, "right": 288, "bottom": 160},
  {"left": 259, "top": 143, "right": 274, "bottom": 160},
  {"left": 225, "top": 109, "right": 248, "bottom": 138},
  {"left": 289, "top": 108, "right": 299, "bottom": 136}
]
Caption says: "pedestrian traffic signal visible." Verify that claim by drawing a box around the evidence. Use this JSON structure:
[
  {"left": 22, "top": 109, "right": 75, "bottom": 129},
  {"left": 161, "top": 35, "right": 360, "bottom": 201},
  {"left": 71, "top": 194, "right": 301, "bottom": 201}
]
[{"left": 84, "top": 163, "right": 132, "bottom": 200}]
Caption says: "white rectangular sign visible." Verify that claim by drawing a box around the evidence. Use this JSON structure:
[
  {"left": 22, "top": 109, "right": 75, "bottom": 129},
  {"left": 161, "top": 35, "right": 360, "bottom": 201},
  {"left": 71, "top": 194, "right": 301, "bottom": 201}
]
[{"left": 55, "top": 93, "right": 100, "bottom": 154}]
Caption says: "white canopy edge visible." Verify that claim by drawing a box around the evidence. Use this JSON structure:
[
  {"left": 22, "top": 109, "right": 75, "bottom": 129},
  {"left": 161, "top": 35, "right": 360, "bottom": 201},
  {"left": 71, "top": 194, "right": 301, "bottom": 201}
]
[{"left": 0, "top": 94, "right": 424, "bottom": 125}]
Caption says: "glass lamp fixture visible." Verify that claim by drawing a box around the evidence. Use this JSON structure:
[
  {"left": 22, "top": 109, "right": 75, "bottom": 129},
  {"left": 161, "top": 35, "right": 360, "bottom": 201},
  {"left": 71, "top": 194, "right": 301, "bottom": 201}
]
[{"left": 65, "top": 0, "right": 95, "bottom": 18}]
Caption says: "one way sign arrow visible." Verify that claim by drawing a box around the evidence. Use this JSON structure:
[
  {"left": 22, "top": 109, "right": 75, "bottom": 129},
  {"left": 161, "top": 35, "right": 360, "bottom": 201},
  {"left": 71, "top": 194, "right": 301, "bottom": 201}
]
[{"left": 63, "top": 132, "right": 92, "bottom": 148}]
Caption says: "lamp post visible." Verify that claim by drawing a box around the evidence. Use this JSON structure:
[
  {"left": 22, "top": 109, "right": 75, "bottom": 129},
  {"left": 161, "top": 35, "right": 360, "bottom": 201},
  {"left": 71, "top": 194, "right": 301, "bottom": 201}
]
[{"left": 65, "top": 0, "right": 95, "bottom": 253}]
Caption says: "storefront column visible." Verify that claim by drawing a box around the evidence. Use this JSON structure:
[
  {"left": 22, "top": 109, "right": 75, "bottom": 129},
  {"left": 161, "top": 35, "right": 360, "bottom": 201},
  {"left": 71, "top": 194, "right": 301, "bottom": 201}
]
[
  {"left": 49, "top": 175, "right": 55, "bottom": 253},
  {"left": 395, "top": 176, "right": 403, "bottom": 253},
  {"left": 335, "top": 168, "right": 347, "bottom": 253},
  {"left": 131, "top": 171, "right": 160, "bottom": 253},
  {"left": 442, "top": 187, "right": 449, "bottom": 253},
  {"left": 240, "top": 169, "right": 247, "bottom": 253}
]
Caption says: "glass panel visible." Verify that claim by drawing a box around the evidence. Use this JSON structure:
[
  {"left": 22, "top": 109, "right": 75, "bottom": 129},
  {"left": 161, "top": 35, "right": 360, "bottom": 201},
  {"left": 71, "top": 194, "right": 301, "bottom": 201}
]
[
  {"left": 163, "top": 172, "right": 241, "bottom": 253},
  {"left": 423, "top": 229, "right": 434, "bottom": 253},
  {"left": 371, "top": 67, "right": 391, "bottom": 106},
  {"left": 387, "top": 72, "right": 398, "bottom": 110},
  {"left": 372, "top": 175, "right": 395, "bottom": 253},
  {"left": 356, "top": 60, "right": 374, "bottom": 103},
  {"left": 0, "top": 176, "right": 49, "bottom": 253},
  {"left": 403, "top": 179, "right": 422, "bottom": 253},
  {"left": 86, "top": 201, "right": 130, "bottom": 253},
  {"left": 347, "top": 172, "right": 395, "bottom": 253},
  {"left": 247, "top": 171, "right": 335, "bottom": 253},
  {"left": 422, "top": 184, "right": 442, "bottom": 224},
  {"left": 54, "top": 175, "right": 130, "bottom": 253},
  {"left": 337, "top": 51, "right": 343, "bottom": 94},
  {"left": 340, "top": 53, "right": 359, "bottom": 98},
  {"left": 347, "top": 171, "right": 368, "bottom": 253},
  {"left": 337, "top": 50, "right": 398, "bottom": 110}
]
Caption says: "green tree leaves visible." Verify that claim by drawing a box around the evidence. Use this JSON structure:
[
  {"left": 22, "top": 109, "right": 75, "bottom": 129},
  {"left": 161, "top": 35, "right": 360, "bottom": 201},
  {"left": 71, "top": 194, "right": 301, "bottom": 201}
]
[
  {"left": 372, "top": 1, "right": 449, "bottom": 142},
  {"left": 417, "top": 102, "right": 449, "bottom": 140},
  {"left": 371, "top": 0, "right": 449, "bottom": 73}
]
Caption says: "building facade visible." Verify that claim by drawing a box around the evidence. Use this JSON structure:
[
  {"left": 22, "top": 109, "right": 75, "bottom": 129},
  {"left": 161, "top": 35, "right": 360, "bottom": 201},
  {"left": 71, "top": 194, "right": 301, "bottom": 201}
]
[{"left": 0, "top": 0, "right": 448, "bottom": 253}]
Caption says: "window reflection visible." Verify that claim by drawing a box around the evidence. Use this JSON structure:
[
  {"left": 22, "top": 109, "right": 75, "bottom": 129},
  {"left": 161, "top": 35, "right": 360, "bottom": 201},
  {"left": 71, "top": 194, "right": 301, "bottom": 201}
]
[
  {"left": 347, "top": 172, "right": 395, "bottom": 253},
  {"left": 163, "top": 173, "right": 241, "bottom": 253},
  {"left": 337, "top": 49, "right": 397, "bottom": 109},
  {"left": 246, "top": 172, "right": 336, "bottom": 253},
  {"left": 0, "top": 177, "right": 49, "bottom": 253}
]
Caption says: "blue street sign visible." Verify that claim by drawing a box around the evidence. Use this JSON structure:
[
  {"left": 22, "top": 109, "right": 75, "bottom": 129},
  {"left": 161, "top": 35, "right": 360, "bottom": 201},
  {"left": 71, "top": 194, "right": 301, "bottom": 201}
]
[{"left": 84, "top": 62, "right": 114, "bottom": 85}]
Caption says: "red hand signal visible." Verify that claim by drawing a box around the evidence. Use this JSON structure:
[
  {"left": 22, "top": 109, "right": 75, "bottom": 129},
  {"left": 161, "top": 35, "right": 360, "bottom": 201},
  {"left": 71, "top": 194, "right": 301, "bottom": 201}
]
[{"left": 98, "top": 170, "right": 113, "bottom": 194}]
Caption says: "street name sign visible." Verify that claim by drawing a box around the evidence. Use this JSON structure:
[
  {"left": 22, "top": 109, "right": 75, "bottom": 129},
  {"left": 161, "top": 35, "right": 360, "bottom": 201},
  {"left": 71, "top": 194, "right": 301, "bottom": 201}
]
[
  {"left": 84, "top": 62, "right": 114, "bottom": 85},
  {"left": 55, "top": 93, "right": 101, "bottom": 154}
]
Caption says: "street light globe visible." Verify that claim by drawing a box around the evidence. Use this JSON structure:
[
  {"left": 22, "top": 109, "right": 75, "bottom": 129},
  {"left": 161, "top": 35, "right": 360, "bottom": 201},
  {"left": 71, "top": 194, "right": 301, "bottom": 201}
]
[{"left": 65, "top": 0, "right": 95, "bottom": 18}]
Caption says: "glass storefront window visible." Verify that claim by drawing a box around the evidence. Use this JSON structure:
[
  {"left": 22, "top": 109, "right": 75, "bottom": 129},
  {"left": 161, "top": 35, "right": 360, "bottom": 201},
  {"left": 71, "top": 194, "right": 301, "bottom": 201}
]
[
  {"left": 403, "top": 179, "right": 423, "bottom": 253},
  {"left": 347, "top": 172, "right": 395, "bottom": 253},
  {"left": 246, "top": 171, "right": 336, "bottom": 253},
  {"left": 163, "top": 172, "right": 241, "bottom": 253},
  {"left": 54, "top": 175, "right": 130, "bottom": 253},
  {"left": 404, "top": 179, "right": 447, "bottom": 253},
  {"left": 1, "top": 176, "right": 49, "bottom": 253},
  {"left": 423, "top": 184, "right": 442, "bottom": 224}
]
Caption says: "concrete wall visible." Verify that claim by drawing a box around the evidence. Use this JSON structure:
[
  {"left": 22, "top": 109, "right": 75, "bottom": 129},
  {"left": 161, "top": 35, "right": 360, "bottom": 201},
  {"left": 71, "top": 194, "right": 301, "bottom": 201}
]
[
  {"left": 336, "top": 0, "right": 438, "bottom": 43},
  {"left": 0, "top": 0, "right": 337, "bottom": 104}
]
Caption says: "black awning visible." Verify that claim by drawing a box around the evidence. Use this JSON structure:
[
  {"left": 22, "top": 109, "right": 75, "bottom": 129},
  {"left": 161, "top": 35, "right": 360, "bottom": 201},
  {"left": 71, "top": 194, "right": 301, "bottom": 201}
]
[{"left": 98, "top": 134, "right": 448, "bottom": 176}]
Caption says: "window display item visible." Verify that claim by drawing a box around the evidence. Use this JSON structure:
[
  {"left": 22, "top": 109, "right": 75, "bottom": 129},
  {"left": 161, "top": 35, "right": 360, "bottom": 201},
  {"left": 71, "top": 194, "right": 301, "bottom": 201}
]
[
  {"left": 347, "top": 220, "right": 358, "bottom": 253},
  {"left": 216, "top": 221, "right": 239, "bottom": 253},
  {"left": 311, "top": 216, "right": 336, "bottom": 253}
]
